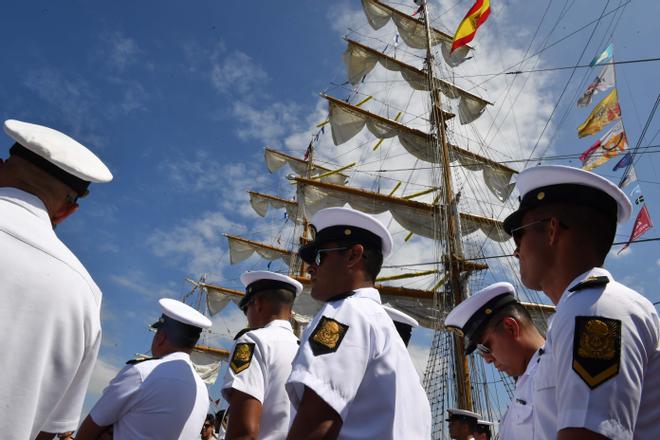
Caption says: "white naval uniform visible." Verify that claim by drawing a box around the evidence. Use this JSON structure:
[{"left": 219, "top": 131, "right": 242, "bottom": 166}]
[
  {"left": 532, "top": 267, "right": 660, "bottom": 439},
  {"left": 0, "top": 188, "right": 102, "bottom": 439},
  {"left": 89, "top": 351, "right": 209, "bottom": 440},
  {"left": 498, "top": 348, "right": 542, "bottom": 439},
  {"left": 221, "top": 319, "right": 299, "bottom": 440},
  {"left": 286, "top": 287, "right": 432, "bottom": 439}
]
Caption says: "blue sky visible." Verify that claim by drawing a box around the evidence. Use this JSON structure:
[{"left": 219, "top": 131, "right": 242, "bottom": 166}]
[{"left": 1, "top": 0, "right": 659, "bottom": 422}]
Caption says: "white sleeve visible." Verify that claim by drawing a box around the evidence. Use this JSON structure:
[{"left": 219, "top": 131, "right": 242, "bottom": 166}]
[
  {"left": 41, "top": 323, "right": 102, "bottom": 433},
  {"left": 286, "top": 304, "right": 369, "bottom": 420},
  {"left": 552, "top": 305, "right": 643, "bottom": 439},
  {"left": 221, "top": 333, "right": 266, "bottom": 404},
  {"left": 89, "top": 364, "right": 143, "bottom": 427}
]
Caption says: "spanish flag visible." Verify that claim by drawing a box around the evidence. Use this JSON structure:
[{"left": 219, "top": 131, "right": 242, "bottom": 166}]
[{"left": 451, "top": 0, "right": 491, "bottom": 53}]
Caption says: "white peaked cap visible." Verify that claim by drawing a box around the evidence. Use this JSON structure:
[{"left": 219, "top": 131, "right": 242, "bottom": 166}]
[
  {"left": 444, "top": 282, "right": 517, "bottom": 354},
  {"left": 446, "top": 408, "right": 482, "bottom": 421},
  {"left": 4, "top": 119, "right": 113, "bottom": 183},
  {"left": 240, "top": 270, "right": 303, "bottom": 296},
  {"left": 307, "top": 207, "right": 393, "bottom": 257},
  {"left": 382, "top": 304, "right": 419, "bottom": 327},
  {"left": 158, "top": 298, "right": 212, "bottom": 329},
  {"left": 503, "top": 165, "right": 631, "bottom": 234}
]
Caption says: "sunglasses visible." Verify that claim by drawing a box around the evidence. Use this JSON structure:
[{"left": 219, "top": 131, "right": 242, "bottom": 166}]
[
  {"left": 474, "top": 319, "right": 505, "bottom": 357},
  {"left": 510, "top": 218, "right": 551, "bottom": 245},
  {"left": 312, "top": 246, "right": 349, "bottom": 266}
]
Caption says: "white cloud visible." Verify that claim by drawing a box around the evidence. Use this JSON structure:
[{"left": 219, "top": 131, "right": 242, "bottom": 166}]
[
  {"left": 211, "top": 51, "right": 269, "bottom": 96},
  {"left": 87, "top": 357, "right": 120, "bottom": 399},
  {"left": 232, "top": 100, "right": 305, "bottom": 145},
  {"left": 103, "top": 32, "right": 141, "bottom": 72},
  {"left": 110, "top": 271, "right": 176, "bottom": 299},
  {"left": 147, "top": 211, "right": 245, "bottom": 278},
  {"left": 657, "top": 258, "right": 660, "bottom": 267}
]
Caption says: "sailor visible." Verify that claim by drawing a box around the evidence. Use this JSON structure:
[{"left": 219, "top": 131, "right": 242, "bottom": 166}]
[
  {"left": 286, "top": 207, "right": 431, "bottom": 439},
  {"left": 503, "top": 165, "right": 660, "bottom": 439},
  {"left": 0, "top": 119, "right": 112, "bottom": 439},
  {"left": 444, "top": 282, "right": 545, "bottom": 439},
  {"left": 77, "top": 298, "right": 212, "bottom": 439},
  {"left": 475, "top": 419, "right": 494, "bottom": 440},
  {"left": 382, "top": 303, "right": 419, "bottom": 346},
  {"left": 447, "top": 408, "right": 481, "bottom": 440},
  {"left": 221, "top": 270, "right": 302, "bottom": 439}
]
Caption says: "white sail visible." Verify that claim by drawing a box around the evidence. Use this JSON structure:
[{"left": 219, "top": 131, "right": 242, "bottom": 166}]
[
  {"left": 343, "top": 39, "right": 490, "bottom": 124},
  {"left": 295, "top": 178, "right": 510, "bottom": 242},
  {"left": 225, "top": 234, "right": 295, "bottom": 266},
  {"left": 249, "top": 191, "right": 298, "bottom": 219},
  {"left": 361, "top": 0, "right": 471, "bottom": 67},
  {"left": 264, "top": 147, "right": 348, "bottom": 185},
  {"left": 324, "top": 96, "right": 516, "bottom": 201}
]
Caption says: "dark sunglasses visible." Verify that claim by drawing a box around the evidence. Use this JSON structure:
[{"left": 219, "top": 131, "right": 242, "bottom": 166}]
[{"left": 312, "top": 246, "right": 349, "bottom": 266}]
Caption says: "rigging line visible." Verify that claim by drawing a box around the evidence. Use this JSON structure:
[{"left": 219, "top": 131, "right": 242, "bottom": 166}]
[
  {"left": 473, "top": 0, "right": 631, "bottom": 89},
  {"left": 630, "top": 95, "right": 660, "bottom": 172},
  {"left": 496, "top": 57, "right": 660, "bottom": 76},
  {"left": 525, "top": 0, "right": 613, "bottom": 169}
]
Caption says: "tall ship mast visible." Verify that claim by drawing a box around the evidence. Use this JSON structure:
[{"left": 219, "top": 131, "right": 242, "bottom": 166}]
[{"left": 188, "top": 1, "right": 557, "bottom": 437}]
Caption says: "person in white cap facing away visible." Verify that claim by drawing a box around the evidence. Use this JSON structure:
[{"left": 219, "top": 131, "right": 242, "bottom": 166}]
[
  {"left": 0, "top": 119, "right": 112, "bottom": 439},
  {"left": 286, "top": 207, "right": 431, "bottom": 439},
  {"left": 444, "top": 282, "right": 545, "bottom": 439},
  {"left": 222, "top": 271, "right": 302, "bottom": 440},
  {"left": 77, "top": 299, "right": 212, "bottom": 440},
  {"left": 447, "top": 408, "right": 481, "bottom": 440},
  {"left": 474, "top": 419, "right": 493, "bottom": 440},
  {"left": 382, "top": 304, "right": 419, "bottom": 347},
  {"left": 503, "top": 165, "right": 660, "bottom": 440}
]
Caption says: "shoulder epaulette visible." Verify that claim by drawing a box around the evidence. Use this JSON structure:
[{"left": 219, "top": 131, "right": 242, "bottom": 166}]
[
  {"left": 126, "top": 356, "right": 154, "bottom": 365},
  {"left": 568, "top": 275, "right": 609, "bottom": 293},
  {"left": 234, "top": 328, "right": 251, "bottom": 340}
]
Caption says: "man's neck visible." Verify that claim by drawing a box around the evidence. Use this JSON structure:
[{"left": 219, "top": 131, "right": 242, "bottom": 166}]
[{"left": 540, "top": 252, "right": 599, "bottom": 304}]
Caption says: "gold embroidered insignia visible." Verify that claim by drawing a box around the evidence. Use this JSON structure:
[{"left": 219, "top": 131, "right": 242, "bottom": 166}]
[
  {"left": 572, "top": 316, "right": 621, "bottom": 389},
  {"left": 309, "top": 316, "right": 349, "bottom": 356},
  {"left": 230, "top": 342, "right": 255, "bottom": 374}
]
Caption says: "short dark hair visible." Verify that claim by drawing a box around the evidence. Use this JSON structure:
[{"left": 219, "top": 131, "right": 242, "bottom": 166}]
[
  {"left": 479, "top": 302, "right": 535, "bottom": 339},
  {"left": 205, "top": 413, "right": 216, "bottom": 424},
  {"left": 256, "top": 288, "right": 295, "bottom": 307},
  {"left": 476, "top": 424, "right": 492, "bottom": 439},
  {"left": 361, "top": 245, "right": 383, "bottom": 282}
]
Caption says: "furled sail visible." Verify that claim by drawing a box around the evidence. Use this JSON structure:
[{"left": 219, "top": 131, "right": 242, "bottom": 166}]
[
  {"left": 249, "top": 191, "right": 298, "bottom": 219},
  {"left": 224, "top": 234, "right": 296, "bottom": 266},
  {"left": 264, "top": 147, "right": 348, "bottom": 185},
  {"left": 324, "top": 95, "right": 516, "bottom": 201},
  {"left": 343, "top": 39, "right": 490, "bottom": 124},
  {"left": 295, "top": 177, "right": 510, "bottom": 242},
  {"left": 190, "top": 346, "right": 229, "bottom": 385},
  {"left": 361, "top": 0, "right": 471, "bottom": 67}
]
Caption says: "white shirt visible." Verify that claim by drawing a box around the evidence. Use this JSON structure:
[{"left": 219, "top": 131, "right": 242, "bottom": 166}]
[
  {"left": 498, "top": 348, "right": 542, "bottom": 439},
  {"left": 533, "top": 267, "right": 660, "bottom": 439},
  {"left": 222, "top": 320, "right": 299, "bottom": 440},
  {"left": 90, "top": 351, "right": 210, "bottom": 440},
  {"left": 286, "top": 287, "right": 432, "bottom": 439},
  {"left": 0, "top": 188, "right": 102, "bottom": 439}
]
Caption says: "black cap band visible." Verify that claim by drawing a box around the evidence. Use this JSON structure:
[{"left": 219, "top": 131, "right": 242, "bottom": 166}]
[
  {"left": 299, "top": 225, "right": 382, "bottom": 264},
  {"left": 239, "top": 279, "right": 298, "bottom": 309},
  {"left": 150, "top": 314, "right": 202, "bottom": 347},
  {"left": 503, "top": 183, "right": 618, "bottom": 234},
  {"left": 463, "top": 292, "right": 517, "bottom": 354},
  {"left": 10, "top": 143, "right": 90, "bottom": 197}
]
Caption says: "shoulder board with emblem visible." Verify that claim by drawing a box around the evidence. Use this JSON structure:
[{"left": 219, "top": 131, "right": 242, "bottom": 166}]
[
  {"left": 230, "top": 342, "right": 255, "bottom": 374},
  {"left": 568, "top": 276, "right": 609, "bottom": 292},
  {"left": 308, "top": 316, "right": 349, "bottom": 356},
  {"left": 126, "top": 356, "right": 155, "bottom": 365},
  {"left": 234, "top": 328, "right": 251, "bottom": 340},
  {"left": 572, "top": 315, "right": 621, "bottom": 389}
]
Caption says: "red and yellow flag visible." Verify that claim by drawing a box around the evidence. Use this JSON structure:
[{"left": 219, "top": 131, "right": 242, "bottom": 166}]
[
  {"left": 451, "top": 0, "right": 491, "bottom": 53},
  {"left": 577, "top": 88, "right": 621, "bottom": 138}
]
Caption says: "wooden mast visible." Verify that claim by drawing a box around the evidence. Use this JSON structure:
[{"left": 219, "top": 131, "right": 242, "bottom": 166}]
[{"left": 421, "top": 0, "right": 473, "bottom": 411}]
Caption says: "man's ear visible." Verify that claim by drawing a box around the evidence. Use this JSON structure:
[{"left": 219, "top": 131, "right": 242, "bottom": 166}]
[
  {"left": 346, "top": 244, "right": 364, "bottom": 268},
  {"left": 501, "top": 316, "right": 521, "bottom": 339},
  {"left": 547, "top": 217, "right": 563, "bottom": 246}
]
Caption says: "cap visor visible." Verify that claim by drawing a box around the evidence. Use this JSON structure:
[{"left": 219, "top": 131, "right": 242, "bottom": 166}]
[
  {"left": 150, "top": 320, "right": 164, "bottom": 330},
  {"left": 502, "top": 209, "right": 525, "bottom": 235}
]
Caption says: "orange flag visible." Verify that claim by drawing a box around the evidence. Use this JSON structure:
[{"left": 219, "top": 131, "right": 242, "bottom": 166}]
[
  {"left": 577, "top": 89, "right": 621, "bottom": 138},
  {"left": 451, "top": 0, "right": 491, "bottom": 53}
]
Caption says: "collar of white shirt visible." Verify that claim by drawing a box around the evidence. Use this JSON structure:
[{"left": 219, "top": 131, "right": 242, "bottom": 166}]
[
  {"left": 265, "top": 319, "right": 294, "bottom": 332},
  {"left": 0, "top": 187, "right": 50, "bottom": 225},
  {"left": 557, "top": 267, "right": 613, "bottom": 311},
  {"left": 351, "top": 286, "right": 381, "bottom": 303},
  {"left": 161, "top": 351, "right": 193, "bottom": 364}
]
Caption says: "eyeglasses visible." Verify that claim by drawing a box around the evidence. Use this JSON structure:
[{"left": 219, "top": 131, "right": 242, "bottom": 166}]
[
  {"left": 312, "top": 246, "right": 349, "bottom": 266},
  {"left": 475, "top": 319, "right": 504, "bottom": 357},
  {"left": 510, "top": 218, "right": 551, "bottom": 246}
]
